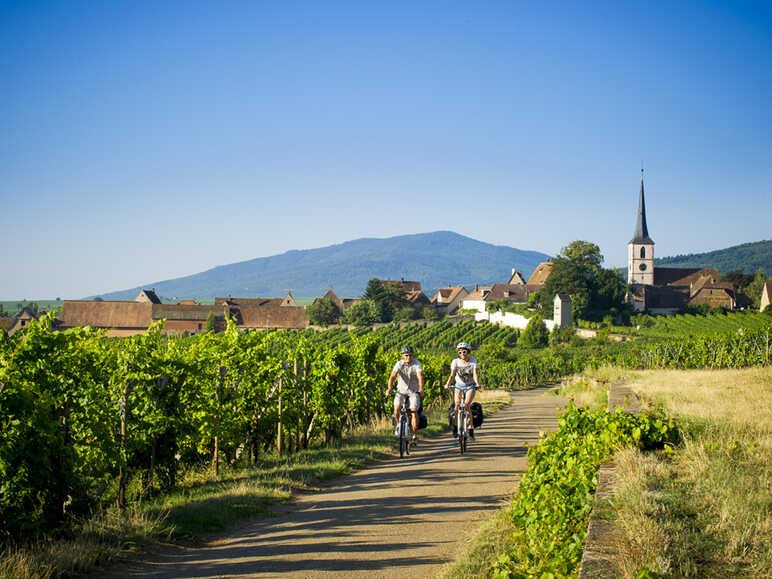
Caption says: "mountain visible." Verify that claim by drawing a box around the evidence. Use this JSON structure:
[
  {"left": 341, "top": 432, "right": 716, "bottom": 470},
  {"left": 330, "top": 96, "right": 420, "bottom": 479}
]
[
  {"left": 654, "top": 240, "right": 772, "bottom": 274},
  {"left": 96, "top": 231, "right": 552, "bottom": 300}
]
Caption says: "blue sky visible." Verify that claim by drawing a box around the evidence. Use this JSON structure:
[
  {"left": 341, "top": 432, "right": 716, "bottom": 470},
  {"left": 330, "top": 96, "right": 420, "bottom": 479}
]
[{"left": 2, "top": 0, "right": 770, "bottom": 299}]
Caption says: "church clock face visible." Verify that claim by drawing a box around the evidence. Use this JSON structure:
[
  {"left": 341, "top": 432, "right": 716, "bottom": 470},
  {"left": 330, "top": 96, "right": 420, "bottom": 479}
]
[{"left": 639, "top": 263, "right": 647, "bottom": 271}]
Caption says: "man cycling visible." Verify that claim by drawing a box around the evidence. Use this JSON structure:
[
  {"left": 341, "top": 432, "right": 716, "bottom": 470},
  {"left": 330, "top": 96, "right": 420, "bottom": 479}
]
[
  {"left": 445, "top": 342, "right": 481, "bottom": 439},
  {"left": 386, "top": 346, "right": 424, "bottom": 445}
]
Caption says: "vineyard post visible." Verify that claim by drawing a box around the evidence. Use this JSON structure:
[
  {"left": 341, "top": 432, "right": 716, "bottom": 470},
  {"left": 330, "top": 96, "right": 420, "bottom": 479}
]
[
  {"left": 294, "top": 358, "right": 300, "bottom": 452},
  {"left": 214, "top": 366, "right": 227, "bottom": 478},
  {"left": 277, "top": 374, "right": 283, "bottom": 456},
  {"left": 118, "top": 379, "right": 136, "bottom": 510}
]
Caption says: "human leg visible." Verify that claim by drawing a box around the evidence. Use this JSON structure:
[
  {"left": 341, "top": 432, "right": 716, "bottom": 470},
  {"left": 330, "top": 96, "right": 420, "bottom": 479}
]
[{"left": 465, "top": 388, "right": 476, "bottom": 437}]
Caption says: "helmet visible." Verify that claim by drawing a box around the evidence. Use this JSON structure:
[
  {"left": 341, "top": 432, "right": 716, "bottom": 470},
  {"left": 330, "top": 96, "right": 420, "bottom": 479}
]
[
  {"left": 401, "top": 346, "right": 414, "bottom": 354},
  {"left": 456, "top": 342, "right": 470, "bottom": 351}
]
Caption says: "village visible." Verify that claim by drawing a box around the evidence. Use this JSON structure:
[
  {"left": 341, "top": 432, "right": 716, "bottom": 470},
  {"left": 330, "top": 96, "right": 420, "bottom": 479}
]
[{"left": 3, "top": 177, "right": 767, "bottom": 338}]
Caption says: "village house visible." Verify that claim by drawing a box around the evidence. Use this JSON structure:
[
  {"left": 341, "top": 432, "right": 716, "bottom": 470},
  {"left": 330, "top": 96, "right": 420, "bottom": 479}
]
[
  {"left": 507, "top": 270, "right": 527, "bottom": 285},
  {"left": 462, "top": 283, "right": 530, "bottom": 313},
  {"left": 1, "top": 307, "right": 41, "bottom": 336},
  {"left": 761, "top": 280, "right": 772, "bottom": 312},
  {"left": 314, "top": 289, "right": 359, "bottom": 315},
  {"left": 430, "top": 285, "right": 468, "bottom": 315},
  {"left": 135, "top": 288, "right": 162, "bottom": 304},
  {"left": 57, "top": 289, "right": 308, "bottom": 336},
  {"left": 626, "top": 171, "right": 736, "bottom": 313},
  {"left": 526, "top": 262, "right": 553, "bottom": 293},
  {"left": 378, "top": 278, "right": 431, "bottom": 313}
]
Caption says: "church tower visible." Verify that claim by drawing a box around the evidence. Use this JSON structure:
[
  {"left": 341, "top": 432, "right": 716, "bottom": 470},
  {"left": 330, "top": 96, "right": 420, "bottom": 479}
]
[{"left": 628, "top": 169, "right": 655, "bottom": 285}]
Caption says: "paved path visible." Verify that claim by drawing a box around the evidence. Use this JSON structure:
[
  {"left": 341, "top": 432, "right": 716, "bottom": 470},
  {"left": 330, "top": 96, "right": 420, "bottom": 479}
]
[{"left": 102, "top": 387, "right": 566, "bottom": 578}]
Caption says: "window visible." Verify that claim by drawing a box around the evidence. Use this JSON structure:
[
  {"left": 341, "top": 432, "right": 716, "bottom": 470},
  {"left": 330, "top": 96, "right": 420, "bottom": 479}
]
[{"left": 640, "top": 247, "right": 646, "bottom": 258}]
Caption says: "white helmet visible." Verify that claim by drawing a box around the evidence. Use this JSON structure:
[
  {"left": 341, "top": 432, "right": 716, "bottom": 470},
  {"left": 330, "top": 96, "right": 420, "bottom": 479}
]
[{"left": 456, "top": 342, "right": 470, "bottom": 351}]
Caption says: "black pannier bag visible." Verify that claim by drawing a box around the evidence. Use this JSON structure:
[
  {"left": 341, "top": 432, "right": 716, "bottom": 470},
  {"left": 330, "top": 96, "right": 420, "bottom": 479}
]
[
  {"left": 447, "top": 401, "right": 456, "bottom": 427},
  {"left": 470, "top": 402, "right": 484, "bottom": 427},
  {"left": 418, "top": 412, "right": 428, "bottom": 430}
]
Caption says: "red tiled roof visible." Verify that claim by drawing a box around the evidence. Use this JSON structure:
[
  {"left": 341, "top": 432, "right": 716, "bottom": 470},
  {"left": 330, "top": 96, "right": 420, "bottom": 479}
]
[
  {"left": 236, "top": 305, "right": 308, "bottom": 329},
  {"left": 60, "top": 301, "right": 153, "bottom": 329},
  {"left": 527, "top": 262, "right": 553, "bottom": 286}
]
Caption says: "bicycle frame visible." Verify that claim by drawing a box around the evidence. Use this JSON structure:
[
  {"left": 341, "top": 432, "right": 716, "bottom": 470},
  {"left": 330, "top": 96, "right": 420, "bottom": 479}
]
[{"left": 456, "top": 403, "right": 469, "bottom": 454}]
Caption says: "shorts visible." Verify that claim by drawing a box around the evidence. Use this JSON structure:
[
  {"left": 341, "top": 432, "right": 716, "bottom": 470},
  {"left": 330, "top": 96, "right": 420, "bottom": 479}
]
[
  {"left": 453, "top": 383, "right": 477, "bottom": 394},
  {"left": 394, "top": 391, "right": 420, "bottom": 411}
]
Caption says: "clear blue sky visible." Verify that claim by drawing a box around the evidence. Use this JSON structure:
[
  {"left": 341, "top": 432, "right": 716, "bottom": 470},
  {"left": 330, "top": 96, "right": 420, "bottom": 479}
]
[{"left": 2, "top": 0, "right": 770, "bottom": 300}]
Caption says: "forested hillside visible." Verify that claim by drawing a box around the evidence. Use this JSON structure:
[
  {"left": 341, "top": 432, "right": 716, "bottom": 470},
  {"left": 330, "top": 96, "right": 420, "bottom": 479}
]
[
  {"left": 95, "top": 231, "right": 550, "bottom": 301},
  {"left": 655, "top": 239, "right": 771, "bottom": 273}
]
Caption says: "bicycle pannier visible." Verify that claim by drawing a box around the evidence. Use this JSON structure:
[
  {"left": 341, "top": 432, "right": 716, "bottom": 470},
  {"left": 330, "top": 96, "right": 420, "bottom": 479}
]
[{"left": 470, "top": 402, "right": 484, "bottom": 427}]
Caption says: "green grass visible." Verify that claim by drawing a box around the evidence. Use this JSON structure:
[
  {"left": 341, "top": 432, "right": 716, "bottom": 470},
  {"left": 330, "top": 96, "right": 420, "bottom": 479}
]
[{"left": 0, "top": 300, "right": 63, "bottom": 315}]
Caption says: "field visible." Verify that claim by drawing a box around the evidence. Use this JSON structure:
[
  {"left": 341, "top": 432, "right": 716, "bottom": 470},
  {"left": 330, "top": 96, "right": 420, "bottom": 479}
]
[{"left": 606, "top": 367, "right": 771, "bottom": 577}]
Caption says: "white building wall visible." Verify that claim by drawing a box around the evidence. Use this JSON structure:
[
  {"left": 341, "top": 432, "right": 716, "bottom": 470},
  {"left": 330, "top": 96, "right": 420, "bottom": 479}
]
[{"left": 475, "top": 310, "right": 555, "bottom": 331}]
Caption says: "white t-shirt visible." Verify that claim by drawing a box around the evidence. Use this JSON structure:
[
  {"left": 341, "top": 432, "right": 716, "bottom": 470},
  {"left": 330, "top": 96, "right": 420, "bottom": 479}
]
[
  {"left": 391, "top": 359, "right": 423, "bottom": 393},
  {"left": 451, "top": 357, "right": 478, "bottom": 386}
]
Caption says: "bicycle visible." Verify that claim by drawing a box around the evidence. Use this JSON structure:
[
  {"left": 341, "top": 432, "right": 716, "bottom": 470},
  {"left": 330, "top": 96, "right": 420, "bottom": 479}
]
[{"left": 394, "top": 394, "right": 413, "bottom": 458}]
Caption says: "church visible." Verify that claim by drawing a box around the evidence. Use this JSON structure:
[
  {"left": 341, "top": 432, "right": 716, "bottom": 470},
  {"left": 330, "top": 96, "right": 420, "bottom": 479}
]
[{"left": 627, "top": 171, "right": 736, "bottom": 314}]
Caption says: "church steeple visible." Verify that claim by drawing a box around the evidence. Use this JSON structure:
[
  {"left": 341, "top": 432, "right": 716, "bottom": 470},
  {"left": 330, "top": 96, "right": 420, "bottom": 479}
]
[
  {"left": 630, "top": 168, "right": 654, "bottom": 245},
  {"left": 628, "top": 168, "right": 655, "bottom": 285}
]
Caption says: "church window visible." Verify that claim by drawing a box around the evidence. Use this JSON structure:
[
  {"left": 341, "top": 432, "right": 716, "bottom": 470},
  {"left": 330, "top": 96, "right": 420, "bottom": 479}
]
[{"left": 640, "top": 247, "right": 646, "bottom": 258}]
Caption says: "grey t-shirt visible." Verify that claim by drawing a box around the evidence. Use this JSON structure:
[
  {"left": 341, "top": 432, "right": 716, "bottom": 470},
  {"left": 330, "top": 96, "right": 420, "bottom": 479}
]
[
  {"left": 451, "top": 357, "right": 478, "bottom": 386},
  {"left": 391, "top": 359, "right": 423, "bottom": 393}
]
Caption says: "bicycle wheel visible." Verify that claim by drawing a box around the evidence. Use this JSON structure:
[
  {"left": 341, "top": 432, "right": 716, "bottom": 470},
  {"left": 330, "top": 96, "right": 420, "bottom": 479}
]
[
  {"left": 399, "top": 419, "right": 407, "bottom": 458},
  {"left": 458, "top": 410, "right": 466, "bottom": 454}
]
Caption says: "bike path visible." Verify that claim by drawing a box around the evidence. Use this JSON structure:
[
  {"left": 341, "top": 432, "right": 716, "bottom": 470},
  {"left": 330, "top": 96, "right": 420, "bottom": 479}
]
[{"left": 101, "top": 386, "right": 566, "bottom": 578}]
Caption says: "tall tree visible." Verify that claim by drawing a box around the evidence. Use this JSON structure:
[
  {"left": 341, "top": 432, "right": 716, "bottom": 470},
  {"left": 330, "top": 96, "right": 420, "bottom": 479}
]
[
  {"left": 534, "top": 240, "right": 628, "bottom": 321},
  {"left": 361, "top": 278, "right": 409, "bottom": 322},
  {"left": 745, "top": 268, "right": 768, "bottom": 310},
  {"left": 306, "top": 297, "right": 340, "bottom": 327}
]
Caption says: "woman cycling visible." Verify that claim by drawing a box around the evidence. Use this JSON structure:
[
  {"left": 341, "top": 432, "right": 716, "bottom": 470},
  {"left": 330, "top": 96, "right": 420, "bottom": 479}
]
[{"left": 445, "top": 342, "right": 480, "bottom": 438}]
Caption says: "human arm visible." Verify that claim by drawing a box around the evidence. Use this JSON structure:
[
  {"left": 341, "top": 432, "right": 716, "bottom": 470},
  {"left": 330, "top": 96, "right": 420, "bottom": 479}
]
[
  {"left": 472, "top": 362, "right": 482, "bottom": 389},
  {"left": 386, "top": 369, "right": 397, "bottom": 395},
  {"left": 445, "top": 360, "right": 457, "bottom": 389}
]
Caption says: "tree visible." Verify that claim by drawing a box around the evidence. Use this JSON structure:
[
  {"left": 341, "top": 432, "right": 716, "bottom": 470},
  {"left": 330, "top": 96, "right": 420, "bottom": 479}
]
[
  {"left": 205, "top": 312, "right": 216, "bottom": 333},
  {"left": 306, "top": 298, "right": 340, "bottom": 327},
  {"left": 341, "top": 300, "right": 379, "bottom": 327},
  {"left": 393, "top": 306, "right": 417, "bottom": 322},
  {"left": 422, "top": 307, "right": 440, "bottom": 321},
  {"left": 534, "top": 240, "right": 628, "bottom": 321},
  {"left": 362, "top": 279, "right": 390, "bottom": 322},
  {"left": 745, "top": 268, "right": 768, "bottom": 310},
  {"left": 361, "top": 278, "right": 409, "bottom": 322},
  {"left": 519, "top": 315, "right": 549, "bottom": 348}
]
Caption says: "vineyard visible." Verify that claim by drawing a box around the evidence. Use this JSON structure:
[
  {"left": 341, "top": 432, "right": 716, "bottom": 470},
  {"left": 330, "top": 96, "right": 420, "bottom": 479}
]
[
  {"left": 1, "top": 310, "right": 771, "bottom": 543},
  {"left": 630, "top": 310, "right": 772, "bottom": 337}
]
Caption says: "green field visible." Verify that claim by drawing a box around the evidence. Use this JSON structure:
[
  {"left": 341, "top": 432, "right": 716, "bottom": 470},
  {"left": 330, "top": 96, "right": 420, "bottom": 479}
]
[{"left": 0, "top": 300, "right": 63, "bottom": 315}]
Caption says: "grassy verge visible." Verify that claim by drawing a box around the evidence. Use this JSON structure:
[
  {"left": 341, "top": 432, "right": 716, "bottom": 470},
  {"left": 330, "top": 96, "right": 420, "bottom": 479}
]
[
  {"left": 1, "top": 389, "right": 514, "bottom": 578},
  {"left": 441, "top": 504, "right": 521, "bottom": 579},
  {"left": 589, "top": 367, "right": 772, "bottom": 578},
  {"left": 551, "top": 374, "right": 608, "bottom": 409}
]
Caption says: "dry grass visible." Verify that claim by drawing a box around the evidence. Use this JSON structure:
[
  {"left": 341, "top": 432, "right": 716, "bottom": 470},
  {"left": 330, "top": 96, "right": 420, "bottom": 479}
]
[
  {"left": 0, "top": 507, "right": 166, "bottom": 579},
  {"left": 585, "top": 366, "right": 772, "bottom": 578},
  {"left": 553, "top": 375, "right": 608, "bottom": 409}
]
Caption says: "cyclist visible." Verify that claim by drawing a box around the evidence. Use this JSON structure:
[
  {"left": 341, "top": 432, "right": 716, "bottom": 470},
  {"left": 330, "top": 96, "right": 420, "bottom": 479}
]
[
  {"left": 386, "top": 346, "right": 424, "bottom": 445},
  {"left": 445, "top": 342, "right": 480, "bottom": 439}
]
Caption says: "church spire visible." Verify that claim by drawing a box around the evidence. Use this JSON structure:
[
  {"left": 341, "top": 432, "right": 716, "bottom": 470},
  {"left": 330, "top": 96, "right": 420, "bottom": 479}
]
[{"left": 630, "top": 168, "right": 654, "bottom": 245}]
